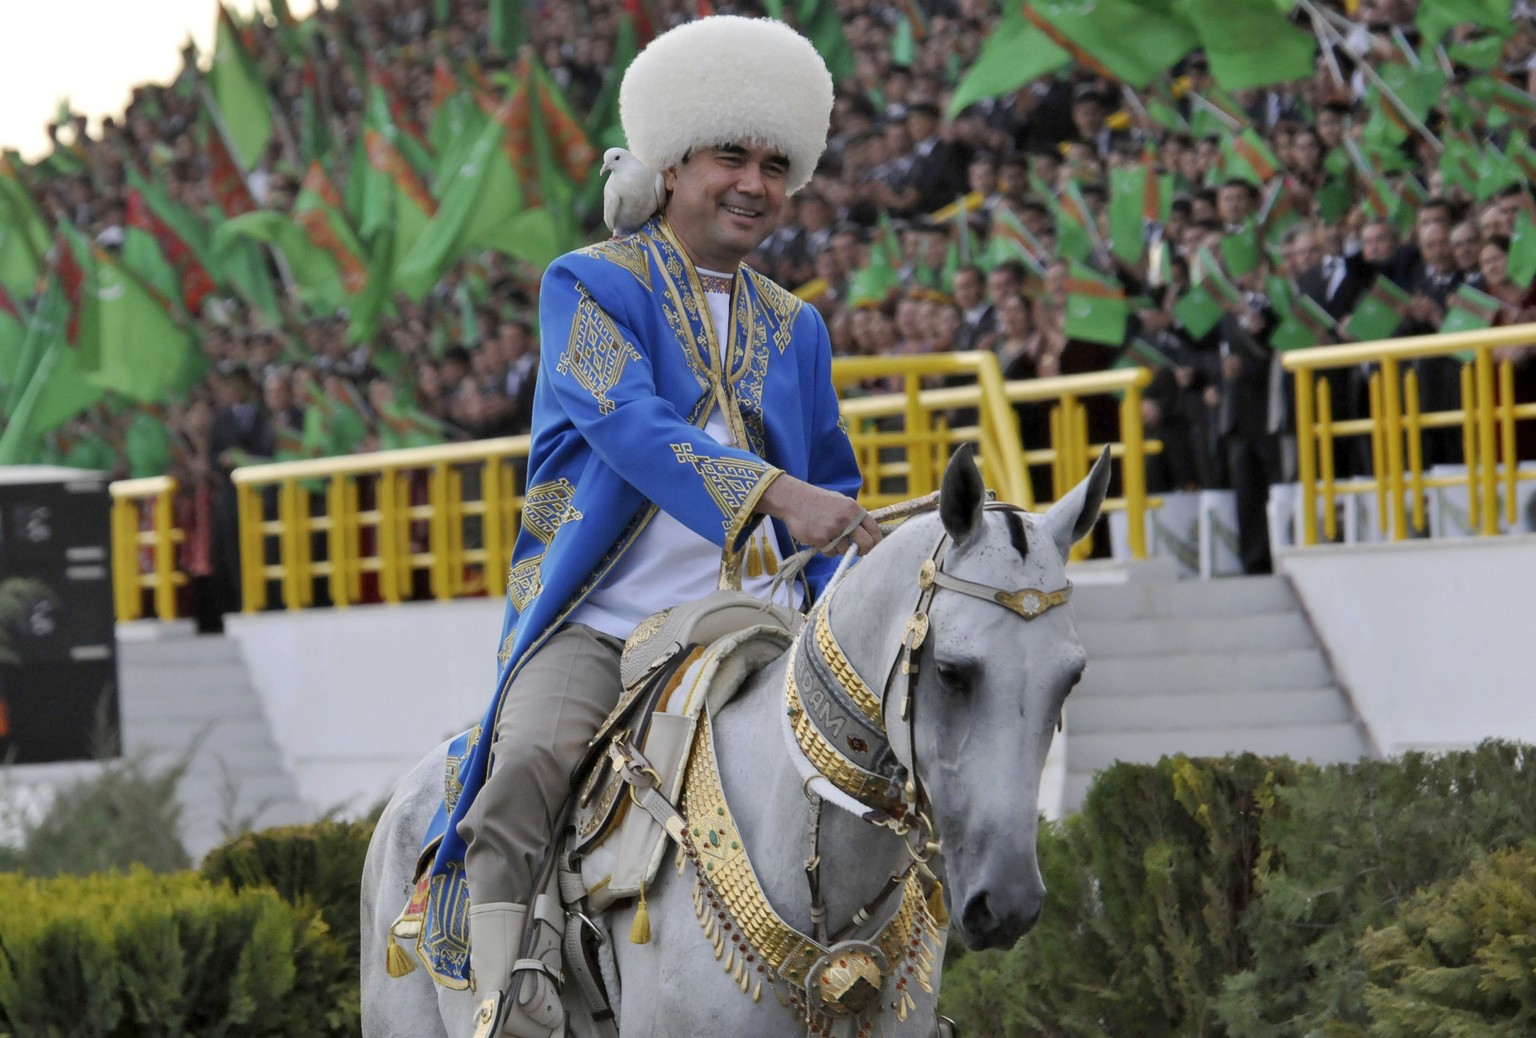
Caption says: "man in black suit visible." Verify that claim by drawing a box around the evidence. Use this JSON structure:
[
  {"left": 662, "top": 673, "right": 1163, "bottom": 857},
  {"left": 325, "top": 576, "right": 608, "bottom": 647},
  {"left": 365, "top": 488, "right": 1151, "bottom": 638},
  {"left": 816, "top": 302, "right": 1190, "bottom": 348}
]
[
  {"left": 1295, "top": 225, "right": 1374, "bottom": 478},
  {"left": 1213, "top": 294, "right": 1282, "bottom": 573},
  {"left": 1400, "top": 220, "right": 1465, "bottom": 468},
  {"left": 896, "top": 102, "right": 971, "bottom": 216},
  {"left": 208, "top": 367, "right": 272, "bottom": 620},
  {"left": 1450, "top": 221, "right": 1486, "bottom": 290}
]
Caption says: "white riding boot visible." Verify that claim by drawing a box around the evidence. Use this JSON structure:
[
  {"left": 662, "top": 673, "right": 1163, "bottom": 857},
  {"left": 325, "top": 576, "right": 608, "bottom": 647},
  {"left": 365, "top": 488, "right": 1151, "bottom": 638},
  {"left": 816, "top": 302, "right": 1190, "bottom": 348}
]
[{"left": 468, "top": 897, "right": 565, "bottom": 1038}]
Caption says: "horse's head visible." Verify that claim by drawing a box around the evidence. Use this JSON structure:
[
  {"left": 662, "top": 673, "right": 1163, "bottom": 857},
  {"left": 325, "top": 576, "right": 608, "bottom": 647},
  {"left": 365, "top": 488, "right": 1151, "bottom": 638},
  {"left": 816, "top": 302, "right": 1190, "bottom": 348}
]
[{"left": 881, "top": 446, "right": 1109, "bottom": 950}]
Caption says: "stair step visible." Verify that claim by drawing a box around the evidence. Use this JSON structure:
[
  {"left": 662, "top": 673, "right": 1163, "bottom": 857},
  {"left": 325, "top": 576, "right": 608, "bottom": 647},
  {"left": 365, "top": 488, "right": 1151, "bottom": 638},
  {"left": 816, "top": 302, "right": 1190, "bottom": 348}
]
[
  {"left": 121, "top": 716, "right": 285, "bottom": 757},
  {"left": 1067, "top": 723, "right": 1370, "bottom": 774},
  {"left": 117, "top": 636, "right": 245, "bottom": 666},
  {"left": 1073, "top": 576, "right": 1295, "bottom": 621},
  {"left": 1067, "top": 687, "right": 1352, "bottom": 731},
  {"left": 118, "top": 674, "right": 267, "bottom": 720},
  {"left": 1078, "top": 613, "right": 1316, "bottom": 657},
  {"left": 1081, "top": 648, "right": 1331, "bottom": 694}
]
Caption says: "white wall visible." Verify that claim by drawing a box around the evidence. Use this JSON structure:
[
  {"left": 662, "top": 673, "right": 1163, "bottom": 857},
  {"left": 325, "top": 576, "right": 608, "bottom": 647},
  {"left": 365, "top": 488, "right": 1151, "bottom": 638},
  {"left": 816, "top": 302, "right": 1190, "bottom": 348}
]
[
  {"left": 1279, "top": 535, "right": 1536, "bottom": 757},
  {"left": 217, "top": 536, "right": 1536, "bottom": 818},
  {"left": 224, "top": 597, "right": 505, "bottom": 815}
]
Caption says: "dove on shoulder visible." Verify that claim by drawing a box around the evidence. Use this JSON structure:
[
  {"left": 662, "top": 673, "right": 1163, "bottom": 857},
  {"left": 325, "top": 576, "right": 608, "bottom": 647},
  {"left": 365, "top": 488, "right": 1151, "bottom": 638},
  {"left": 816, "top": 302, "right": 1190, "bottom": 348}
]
[{"left": 601, "top": 147, "right": 667, "bottom": 237}]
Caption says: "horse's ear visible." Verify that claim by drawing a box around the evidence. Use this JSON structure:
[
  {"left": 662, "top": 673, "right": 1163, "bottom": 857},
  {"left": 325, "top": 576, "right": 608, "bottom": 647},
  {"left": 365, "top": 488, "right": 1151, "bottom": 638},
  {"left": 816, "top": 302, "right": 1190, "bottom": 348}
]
[
  {"left": 1043, "top": 446, "right": 1111, "bottom": 556},
  {"left": 940, "top": 443, "right": 986, "bottom": 547}
]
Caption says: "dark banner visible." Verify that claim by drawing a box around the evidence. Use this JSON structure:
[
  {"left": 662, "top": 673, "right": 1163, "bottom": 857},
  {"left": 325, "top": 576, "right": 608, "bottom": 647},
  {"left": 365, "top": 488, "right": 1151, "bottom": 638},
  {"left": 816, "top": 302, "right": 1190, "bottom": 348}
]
[{"left": 0, "top": 469, "right": 119, "bottom": 764}]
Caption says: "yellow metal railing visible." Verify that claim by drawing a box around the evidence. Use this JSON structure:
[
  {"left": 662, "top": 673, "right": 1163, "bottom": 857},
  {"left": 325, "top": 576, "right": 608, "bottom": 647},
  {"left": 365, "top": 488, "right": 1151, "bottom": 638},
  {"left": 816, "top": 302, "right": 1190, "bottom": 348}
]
[
  {"left": 832, "top": 355, "right": 1158, "bottom": 558},
  {"left": 1282, "top": 323, "right": 1536, "bottom": 545},
  {"left": 109, "top": 354, "right": 1163, "bottom": 619},
  {"left": 110, "top": 476, "right": 185, "bottom": 621},
  {"left": 230, "top": 437, "right": 530, "bottom": 612}
]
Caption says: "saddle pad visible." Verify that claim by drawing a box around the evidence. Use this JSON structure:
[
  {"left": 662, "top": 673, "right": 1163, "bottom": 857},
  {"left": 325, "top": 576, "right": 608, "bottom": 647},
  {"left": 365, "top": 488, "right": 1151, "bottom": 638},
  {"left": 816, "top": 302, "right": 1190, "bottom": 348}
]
[{"left": 574, "top": 624, "right": 791, "bottom": 914}]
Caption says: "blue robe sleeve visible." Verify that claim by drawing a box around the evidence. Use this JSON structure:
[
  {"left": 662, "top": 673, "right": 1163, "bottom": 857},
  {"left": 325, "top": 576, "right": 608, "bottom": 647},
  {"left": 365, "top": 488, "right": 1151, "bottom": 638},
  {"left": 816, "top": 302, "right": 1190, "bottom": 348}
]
[{"left": 538, "top": 255, "right": 778, "bottom": 553}]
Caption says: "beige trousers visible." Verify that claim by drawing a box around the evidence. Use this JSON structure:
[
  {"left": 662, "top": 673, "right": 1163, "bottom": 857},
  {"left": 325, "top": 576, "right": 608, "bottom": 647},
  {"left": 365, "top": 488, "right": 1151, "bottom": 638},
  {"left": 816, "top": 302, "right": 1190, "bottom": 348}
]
[{"left": 458, "top": 623, "right": 625, "bottom": 905}]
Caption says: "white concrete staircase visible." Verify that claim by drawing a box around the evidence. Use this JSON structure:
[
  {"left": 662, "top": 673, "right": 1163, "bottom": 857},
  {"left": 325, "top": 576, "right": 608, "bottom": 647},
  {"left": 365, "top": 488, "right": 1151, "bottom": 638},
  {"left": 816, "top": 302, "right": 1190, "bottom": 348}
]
[
  {"left": 1062, "top": 573, "right": 1375, "bottom": 812},
  {"left": 116, "top": 624, "right": 314, "bottom": 860}
]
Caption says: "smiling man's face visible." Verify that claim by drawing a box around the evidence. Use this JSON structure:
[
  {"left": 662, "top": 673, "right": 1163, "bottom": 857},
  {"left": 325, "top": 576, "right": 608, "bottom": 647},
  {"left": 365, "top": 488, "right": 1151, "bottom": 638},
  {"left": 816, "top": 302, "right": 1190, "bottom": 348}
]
[{"left": 663, "top": 143, "right": 790, "bottom": 270}]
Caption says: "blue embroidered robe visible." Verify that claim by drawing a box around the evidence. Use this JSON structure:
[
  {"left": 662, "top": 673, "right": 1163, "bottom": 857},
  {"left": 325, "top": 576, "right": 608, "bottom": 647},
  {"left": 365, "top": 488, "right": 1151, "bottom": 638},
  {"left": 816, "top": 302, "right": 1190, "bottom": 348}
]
[{"left": 407, "top": 217, "right": 861, "bottom": 984}]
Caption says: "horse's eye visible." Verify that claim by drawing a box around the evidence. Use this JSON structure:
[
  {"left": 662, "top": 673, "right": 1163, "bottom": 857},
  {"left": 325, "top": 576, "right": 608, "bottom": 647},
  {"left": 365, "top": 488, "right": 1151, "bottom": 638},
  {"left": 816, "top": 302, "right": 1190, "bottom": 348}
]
[{"left": 936, "top": 660, "right": 971, "bottom": 697}]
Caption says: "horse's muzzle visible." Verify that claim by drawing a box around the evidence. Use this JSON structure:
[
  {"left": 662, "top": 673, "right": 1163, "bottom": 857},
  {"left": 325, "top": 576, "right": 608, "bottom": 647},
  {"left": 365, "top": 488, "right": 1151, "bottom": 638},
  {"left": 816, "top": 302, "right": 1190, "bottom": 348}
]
[{"left": 958, "top": 887, "right": 1044, "bottom": 950}]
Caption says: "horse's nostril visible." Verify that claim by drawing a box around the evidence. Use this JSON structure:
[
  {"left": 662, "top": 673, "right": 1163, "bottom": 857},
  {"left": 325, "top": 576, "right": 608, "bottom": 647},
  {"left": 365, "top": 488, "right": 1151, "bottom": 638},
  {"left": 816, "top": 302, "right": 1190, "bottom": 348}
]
[{"left": 961, "top": 892, "right": 994, "bottom": 938}]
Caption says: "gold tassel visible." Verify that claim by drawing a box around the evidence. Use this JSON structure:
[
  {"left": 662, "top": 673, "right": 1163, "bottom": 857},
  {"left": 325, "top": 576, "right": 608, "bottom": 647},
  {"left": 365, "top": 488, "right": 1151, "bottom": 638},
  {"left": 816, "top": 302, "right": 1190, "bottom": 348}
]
[
  {"left": 629, "top": 882, "right": 652, "bottom": 944},
  {"left": 764, "top": 535, "right": 779, "bottom": 575},
  {"left": 746, "top": 537, "right": 763, "bottom": 579},
  {"left": 385, "top": 931, "right": 417, "bottom": 978},
  {"left": 927, "top": 881, "right": 949, "bottom": 928}
]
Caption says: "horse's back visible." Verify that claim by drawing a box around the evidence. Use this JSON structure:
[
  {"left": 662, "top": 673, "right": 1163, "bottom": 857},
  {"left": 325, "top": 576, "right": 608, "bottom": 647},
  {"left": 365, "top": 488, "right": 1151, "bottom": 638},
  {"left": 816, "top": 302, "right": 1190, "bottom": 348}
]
[{"left": 361, "top": 739, "right": 456, "bottom": 1038}]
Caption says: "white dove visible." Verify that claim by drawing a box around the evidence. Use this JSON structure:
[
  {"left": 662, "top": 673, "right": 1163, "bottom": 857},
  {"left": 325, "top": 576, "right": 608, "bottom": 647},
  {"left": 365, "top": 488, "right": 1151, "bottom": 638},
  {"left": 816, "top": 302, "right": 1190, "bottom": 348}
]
[{"left": 601, "top": 147, "right": 666, "bottom": 237}]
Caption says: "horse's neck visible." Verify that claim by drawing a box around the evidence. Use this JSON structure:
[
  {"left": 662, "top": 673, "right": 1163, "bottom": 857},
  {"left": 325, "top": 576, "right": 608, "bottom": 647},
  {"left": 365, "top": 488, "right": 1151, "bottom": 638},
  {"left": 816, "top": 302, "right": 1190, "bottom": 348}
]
[{"left": 710, "top": 656, "right": 910, "bottom": 937}]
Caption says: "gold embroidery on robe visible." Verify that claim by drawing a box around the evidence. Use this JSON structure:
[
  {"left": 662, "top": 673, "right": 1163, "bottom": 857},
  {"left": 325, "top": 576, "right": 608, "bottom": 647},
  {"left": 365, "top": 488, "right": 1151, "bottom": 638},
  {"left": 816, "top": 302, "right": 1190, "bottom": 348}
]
[
  {"left": 577, "top": 236, "right": 652, "bottom": 288},
  {"left": 671, "top": 443, "right": 777, "bottom": 532},
  {"left": 558, "top": 286, "right": 642, "bottom": 415}
]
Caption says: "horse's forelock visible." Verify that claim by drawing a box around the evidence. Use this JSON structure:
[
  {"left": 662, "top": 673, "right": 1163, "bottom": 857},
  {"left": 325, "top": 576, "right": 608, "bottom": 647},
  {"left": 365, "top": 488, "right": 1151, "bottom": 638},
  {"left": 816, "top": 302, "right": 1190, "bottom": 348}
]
[{"left": 1001, "top": 508, "right": 1030, "bottom": 566}]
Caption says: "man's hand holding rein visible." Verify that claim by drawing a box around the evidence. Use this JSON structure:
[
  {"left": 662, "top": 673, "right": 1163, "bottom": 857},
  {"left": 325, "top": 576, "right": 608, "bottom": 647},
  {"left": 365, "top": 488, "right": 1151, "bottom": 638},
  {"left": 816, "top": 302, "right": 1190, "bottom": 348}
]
[{"left": 758, "top": 473, "right": 882, "bottom": 557}]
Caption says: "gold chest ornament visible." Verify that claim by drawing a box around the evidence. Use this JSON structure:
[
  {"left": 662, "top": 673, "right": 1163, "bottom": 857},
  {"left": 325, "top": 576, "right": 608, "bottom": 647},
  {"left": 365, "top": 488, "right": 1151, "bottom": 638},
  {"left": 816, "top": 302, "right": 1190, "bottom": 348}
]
[{"left": 677, "top": 710, "right": 942, "bottom": 1036}]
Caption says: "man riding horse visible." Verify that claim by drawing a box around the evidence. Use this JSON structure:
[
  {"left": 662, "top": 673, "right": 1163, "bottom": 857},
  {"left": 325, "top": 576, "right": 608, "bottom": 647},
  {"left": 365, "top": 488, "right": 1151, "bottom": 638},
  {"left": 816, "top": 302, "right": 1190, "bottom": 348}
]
[{"left": 440, "top": 17, "right": 882, "bottom": 1036}]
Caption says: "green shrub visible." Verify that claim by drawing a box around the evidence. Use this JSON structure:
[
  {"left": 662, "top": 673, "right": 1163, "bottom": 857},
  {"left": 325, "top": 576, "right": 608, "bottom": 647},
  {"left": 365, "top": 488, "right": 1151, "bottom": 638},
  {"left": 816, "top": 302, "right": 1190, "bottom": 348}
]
[
  {"left": 1216, "top": 741, "right": 1536, "bottom": 1038},
  {"left": 1359, "top": 838, "right": 1536, "bottom": 1037},
  {"left": 201, "top": 820, "right": 375, "bottom": 965},
  {"left": 0, "top": 754, "right": 191, "bottom": 877},
  {"left": 941, "top": 753, "right": 1299, "bottom": 1037},
  {"left": 0, "top": 868, "right": 356, "bottom": 1037}
]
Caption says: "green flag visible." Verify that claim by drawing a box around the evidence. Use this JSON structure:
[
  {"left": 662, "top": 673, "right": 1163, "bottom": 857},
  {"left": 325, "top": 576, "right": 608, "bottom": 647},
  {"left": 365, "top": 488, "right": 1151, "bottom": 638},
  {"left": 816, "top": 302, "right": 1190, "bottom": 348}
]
[
  {"left": 1508, "top": 209, "right": 1536, "bottom": 288},
  {"left": 798, "top": 0, "right": 857, "bottom": 82},
  {"left": 396, "top": 96, "right": 522, "bottom": 300},
  {"left": 1221, "top": 128, "right": 1281, "bottom": 186},
  {"left": 0, "top": 290, "right": 24, "bottom": 396},
  {"left": 1314, "top": 175, "right": 1351, "bottom": 224},
  {"left": 847, "top": 219, "right": 903, "bottom": 308},
  {"left": 0, "top": 156, "right": 52, "bottom": 259},
  {"left": 377, "top": 400, "right": 445, "bottom": 451},
  {"left": 1108, "top": 163, "right": 1148, "bottom": 266},
  {"left": 488, "top": 0, "right": 526, "bottom": 56},
  {"left": 0, "top": 210, "right": 41, "bottom": 299},
  {"left": 0, "top": 158, "right": 49, "bottom": 296},
  {"left": 1219, "top": 223, "right": 1261, "bottom": 278},
  {"left": 1344, "top": 277, "right": 1413, "bottom": 342},
  {"left": 0, "top": 283, "right": 102, "bottom": 463},
  {"left": 947, "top": 10, "right": 1068, "bottom": 117},
  {"left": 1470, "top": 144, "right": 1524, "bottom": 202},
  {"left": 125, "top": 410, "right": 174, "bottom": 478},
  {"left": 1447, "top": 35, "right": 1507, "bottom": 71},
  {"left": 86, "top": 251, "right": 200, "bottom": 403},
  {"left": 984, "top": 205, "right": 1048, "bottom": 275},
  {"left": 1173, "top": 283, "right": 1223, "bottom": 339},
  {"left": 1440, "top": 284, "right": 1502, "bottom": 336},
  {"left": 1022, "top": 0, "right": 1197, "bottom": 89},
  {"left": 1417, "top": 0, "right": 1512, "bottom": 44},
  {"left": 1175, "top": 0, "right": 1316, "bottom": 91},
  {"left": 1063, "top": 261, "right": 1128, "bottom": 346},
  {"left": 358, "top": 119, "right": 436, "bottom": 260},
  {"left": 211, "top": 4, "right": 273, "bottom": 169},
  {"left": 1271, "top": 293, "right": 1336, "bottom": 352},
  {"left": 119, "top": 226, "right": 182, "bottom": 310},
  {"left": 1361, "top": 62, "right": 1445, "bottom": 148}
]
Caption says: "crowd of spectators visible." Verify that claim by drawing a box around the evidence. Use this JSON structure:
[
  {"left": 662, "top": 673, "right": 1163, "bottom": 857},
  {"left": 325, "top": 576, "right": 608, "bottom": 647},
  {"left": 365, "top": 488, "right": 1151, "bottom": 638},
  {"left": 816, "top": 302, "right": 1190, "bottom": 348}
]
[{"left": 6, "top": 0, "right": 1536, "bottom": 591}]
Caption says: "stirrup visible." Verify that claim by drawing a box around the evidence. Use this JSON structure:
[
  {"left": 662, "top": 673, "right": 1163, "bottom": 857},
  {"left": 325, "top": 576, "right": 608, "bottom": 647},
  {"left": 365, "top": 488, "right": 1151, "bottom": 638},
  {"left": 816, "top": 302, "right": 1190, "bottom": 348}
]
[{"left": 467, "top": 898, "right": 566, "bottom": 1038}]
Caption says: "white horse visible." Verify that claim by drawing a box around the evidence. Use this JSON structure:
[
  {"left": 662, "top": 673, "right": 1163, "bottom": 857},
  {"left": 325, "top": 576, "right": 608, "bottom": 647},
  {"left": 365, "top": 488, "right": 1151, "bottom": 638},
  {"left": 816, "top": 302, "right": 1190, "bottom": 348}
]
[{"left": 362, "top": 446, "right": 1109, "bottom": 1037}]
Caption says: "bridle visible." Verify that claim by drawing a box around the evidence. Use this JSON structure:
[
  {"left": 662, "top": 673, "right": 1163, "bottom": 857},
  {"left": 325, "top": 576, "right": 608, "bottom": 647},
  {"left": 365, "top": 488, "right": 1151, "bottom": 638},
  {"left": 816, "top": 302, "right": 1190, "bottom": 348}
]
[{"left": 787, "top": 502, "right": 1074, "bottom": 841}]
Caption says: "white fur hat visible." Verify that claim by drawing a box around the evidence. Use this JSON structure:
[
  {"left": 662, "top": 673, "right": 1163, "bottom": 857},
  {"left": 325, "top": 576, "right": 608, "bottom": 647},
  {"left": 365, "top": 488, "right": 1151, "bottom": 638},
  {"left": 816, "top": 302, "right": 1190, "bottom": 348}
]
[{"left": 619, "top": 16, "right": 833, "bottom": 195}]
